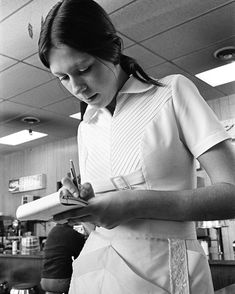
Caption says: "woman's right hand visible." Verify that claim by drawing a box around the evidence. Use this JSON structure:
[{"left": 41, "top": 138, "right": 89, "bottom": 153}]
[
  {"left": 54, "top": 176, "right": 95, "bottom": 224},
  {"left": 60, "top": 175, "right": 95, "bottom": 201}
]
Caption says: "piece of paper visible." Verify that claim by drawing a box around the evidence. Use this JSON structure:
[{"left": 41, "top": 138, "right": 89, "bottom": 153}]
[{"left": 16, "top": 190, "right": 87, "bottom": 221}]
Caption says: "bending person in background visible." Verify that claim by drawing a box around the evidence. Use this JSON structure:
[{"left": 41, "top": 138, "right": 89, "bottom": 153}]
[
  {"left": 40, "top": 223, "right": 86, "bottom": 294},
  {"left": 38, "top": 0, "right": 235, "bottom": 293}
]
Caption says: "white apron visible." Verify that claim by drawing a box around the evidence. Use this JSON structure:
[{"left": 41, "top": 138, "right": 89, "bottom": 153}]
[{"left": 69, "top": 219, "right": 214, "bottom": 294}]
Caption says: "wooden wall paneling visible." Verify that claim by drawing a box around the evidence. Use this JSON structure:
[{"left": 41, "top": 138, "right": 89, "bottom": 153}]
[
  {"left": 0, "top": 156, "right": 5, "bottom": 212},
  {"left": 0, "top": 136, "right": 78, "bottom": 217},
  {"left": 6, "top": 152, "right": 25, "bottom": 216},
  {"left": 56, "top": 139, "right": 70, "bottom": 181},
  {"left": 54, "top": 136, "right": 78, "bottom": 182},
  {"left": 44, "top": 141, "right": 58, "bottom": 193}
]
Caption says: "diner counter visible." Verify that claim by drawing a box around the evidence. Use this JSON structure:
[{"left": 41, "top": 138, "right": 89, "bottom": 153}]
[
  {"left": 209, "top": 260, "right": 235, "bottom": 291},
  {"left": 0, "top": 253, "right": 234, "bottom": 292},
  {"left": 0, "top": 253, "right": 44, "bottom": 294},
  {"left": 0, "top": 253, "right": 43, "bottom": 259},
  {"left": 209, "top": 259, "right": 235, "bottom": 265}
]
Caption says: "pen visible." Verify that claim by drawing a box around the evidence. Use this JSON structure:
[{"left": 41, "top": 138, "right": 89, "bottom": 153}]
[{"left": 70, "top": 159, "right": 80, "bottom": 189}]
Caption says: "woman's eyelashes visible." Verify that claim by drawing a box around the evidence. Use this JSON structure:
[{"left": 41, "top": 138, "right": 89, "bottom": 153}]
[
  {"left": 79, "top": 65, "right": 91, "bottom": 73},
  {"left": 58, "top": 66, "right": 92, "bottom": 82}
]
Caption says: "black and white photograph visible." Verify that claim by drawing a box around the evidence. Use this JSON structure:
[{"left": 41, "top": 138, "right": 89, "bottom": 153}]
[{"left": 0, "top": 1, "right": 235, "bottom": 293}]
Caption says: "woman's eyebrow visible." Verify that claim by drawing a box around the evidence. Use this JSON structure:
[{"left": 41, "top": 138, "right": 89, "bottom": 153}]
[
  {"left": 56, "top": 57, "right": 93, "bottom": 74},
  {"left": 52, "top": 62, "right": 88, "bottom": 76}
]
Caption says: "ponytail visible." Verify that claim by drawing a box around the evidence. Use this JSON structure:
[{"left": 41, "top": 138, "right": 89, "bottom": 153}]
[{"left": 120, "top": 54, "right": 163, "bottom": 87}]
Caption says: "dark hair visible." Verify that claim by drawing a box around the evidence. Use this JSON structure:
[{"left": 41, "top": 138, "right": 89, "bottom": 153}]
[{"left": 38, "top": 0, "right": 162, "bottom": 87}]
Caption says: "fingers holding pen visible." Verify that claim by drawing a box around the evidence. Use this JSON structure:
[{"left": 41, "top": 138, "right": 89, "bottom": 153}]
[
  {"left": 67, "top": 160, "right": 95, "bottom": 200},
  {"left": 61, "top": 176, "right": 80, "bottom": 198},
  {"left": 61, "top": 176, "right": 95, "bottom": 201}
]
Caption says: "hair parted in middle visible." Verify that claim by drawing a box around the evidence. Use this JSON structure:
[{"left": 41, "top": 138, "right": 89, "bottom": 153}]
[{"left": 38, "top": 0, "right": 162, "bottom": 86}]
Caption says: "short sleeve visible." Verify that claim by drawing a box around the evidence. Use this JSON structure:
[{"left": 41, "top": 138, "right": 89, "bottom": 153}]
[{"left": 172, "top": 75, "right": 230, "bottom": 158}]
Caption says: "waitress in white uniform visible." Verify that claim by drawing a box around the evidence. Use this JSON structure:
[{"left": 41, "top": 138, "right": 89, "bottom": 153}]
[{"left": 38, "top": 0, "right": 235, "bottom": 293}]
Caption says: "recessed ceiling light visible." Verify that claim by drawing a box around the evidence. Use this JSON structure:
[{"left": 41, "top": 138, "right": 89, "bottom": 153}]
[
  {"left": 21, "top": 116, "right": 40, "bottom": 124},
  {"left": 70, "top": 112, "right": 81, "bottom": 120},
  {"left": 0, "top": 130, "right": 48, "bottom": 146},
  {"left": 195, "top": 62, "right": 235, "bottom": 86},
  {"left": 213, "top": 46, "right": 235, "bottom": 61}
]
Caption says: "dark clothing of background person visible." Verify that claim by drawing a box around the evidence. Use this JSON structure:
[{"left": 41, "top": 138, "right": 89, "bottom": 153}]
[{"left": 41, "top": 223, "right": 85, "bottom": 292}]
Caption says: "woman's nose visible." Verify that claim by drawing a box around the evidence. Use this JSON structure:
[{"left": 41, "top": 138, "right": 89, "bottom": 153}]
[{"left": 71, "top": 78, "right": 87, "bottom": 95}]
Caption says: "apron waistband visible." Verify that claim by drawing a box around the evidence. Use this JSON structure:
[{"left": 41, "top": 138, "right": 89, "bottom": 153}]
[{"left": 96, "top": 219, "right": 197, "bottom": 240}]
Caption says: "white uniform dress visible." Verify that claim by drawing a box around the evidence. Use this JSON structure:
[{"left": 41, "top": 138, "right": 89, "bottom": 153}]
[{"left": 69, "top": 74, "right": 229, "bottom": 294}]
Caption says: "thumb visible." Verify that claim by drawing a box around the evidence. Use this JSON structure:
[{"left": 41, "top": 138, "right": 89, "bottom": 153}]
[
  {"left": 80, "top": 182, "right": 95, "bottom": 200},
  {"left": 61, "top": 176, "right": 80, "bottom": 198}
]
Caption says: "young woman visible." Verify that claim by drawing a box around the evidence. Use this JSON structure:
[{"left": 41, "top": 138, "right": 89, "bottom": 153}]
[{"left": 38, "top": 0, "right": 235, "bottom": 293}]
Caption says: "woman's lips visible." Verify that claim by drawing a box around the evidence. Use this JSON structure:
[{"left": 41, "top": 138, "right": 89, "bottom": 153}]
[
  {"left": 86, "top": 93, "right": 98, "bottom": 102},
  {"left": 78, "top": 93, "right": 98, "bottom": 103}
]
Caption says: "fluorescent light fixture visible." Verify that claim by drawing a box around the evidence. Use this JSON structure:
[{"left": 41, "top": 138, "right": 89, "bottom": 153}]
[
  {"left": 70, "top": 112, "right": 81, "bottom": 120},
  {"left": 0, "top": 130, "right": 48, "bottom": 146},
  {"left": 195, "top": 62, "right": 235, "bottom": 86}
]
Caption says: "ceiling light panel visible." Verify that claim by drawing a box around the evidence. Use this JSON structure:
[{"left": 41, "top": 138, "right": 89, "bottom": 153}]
[
  {"left": 195, "top": 62, "right": 235, "bottom": 87},
  {"left": 0, "top": 130, "right": 48, "bottom": 146}
]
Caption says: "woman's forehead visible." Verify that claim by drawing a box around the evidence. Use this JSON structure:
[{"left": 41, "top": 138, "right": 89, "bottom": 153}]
[{"left": 49, "top": 46, "right": 93, "bottom": 73}]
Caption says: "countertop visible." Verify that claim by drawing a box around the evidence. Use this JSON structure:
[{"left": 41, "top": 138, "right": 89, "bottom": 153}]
[{"left": 0, "top": 252, "right": 43, "bottom": 259}]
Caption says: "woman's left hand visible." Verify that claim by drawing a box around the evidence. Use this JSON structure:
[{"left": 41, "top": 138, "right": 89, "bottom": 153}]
[{"left": 54, "top": 190, "right": 135, "bottom": 229}]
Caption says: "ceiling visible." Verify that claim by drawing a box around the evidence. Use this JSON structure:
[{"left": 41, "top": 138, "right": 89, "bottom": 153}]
[{"left": 0, "top": 0, "right": 235, "bottom": 155}]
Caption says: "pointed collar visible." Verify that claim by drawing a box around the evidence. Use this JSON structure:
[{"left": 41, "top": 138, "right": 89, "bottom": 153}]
[
  {"left": 83, "top": 76, "right": 155, "bottom": 123},
  {"left": 119, "top": 75, "right": 155, "bottom": 94}
]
